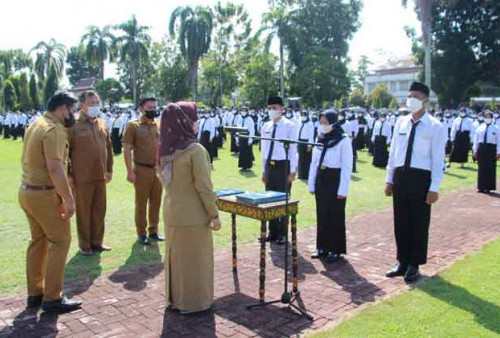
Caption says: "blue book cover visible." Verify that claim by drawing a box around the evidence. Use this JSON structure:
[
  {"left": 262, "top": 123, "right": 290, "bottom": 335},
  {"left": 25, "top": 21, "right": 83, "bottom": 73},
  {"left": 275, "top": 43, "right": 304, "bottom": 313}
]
[
  {"left": 215, "top": 189, "right": 246, "bottom": 197},
  {"left": 236, "top": 191, "right": 288, "bottom": 205}
]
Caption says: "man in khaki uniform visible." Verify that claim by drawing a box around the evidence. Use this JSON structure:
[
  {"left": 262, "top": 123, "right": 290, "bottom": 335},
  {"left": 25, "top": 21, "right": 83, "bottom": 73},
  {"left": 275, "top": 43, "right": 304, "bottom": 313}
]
[
  {"left": 69, "top": 91, "right": 113, "bottom": 255},
  {"left": 123, "top": 97, "right": 164, "bottom": 245},
  {"left": 19, "top": 91, "right": 82, "bottom": 313}
]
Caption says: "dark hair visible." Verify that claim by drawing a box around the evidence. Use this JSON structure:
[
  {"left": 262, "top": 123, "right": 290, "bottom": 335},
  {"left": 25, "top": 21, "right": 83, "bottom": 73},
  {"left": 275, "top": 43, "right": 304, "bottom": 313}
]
[
  {"left": 47, "top": 91, "right": 78, "bottom": 112},
  {"left": 78, "top": 90, "right": 99, "bottom": 103},
  {"left": 139, "top": 97, "right": 157, "bottom": 107}
]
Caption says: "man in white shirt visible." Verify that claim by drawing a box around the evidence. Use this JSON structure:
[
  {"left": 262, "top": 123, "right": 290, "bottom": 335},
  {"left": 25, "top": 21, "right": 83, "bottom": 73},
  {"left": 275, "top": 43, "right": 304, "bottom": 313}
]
[
  {"left": 297, "top": 111, "right": 315, "bottom": 180},
  {"left": 237, "top": 108, "right": 256, "bottom": 170},
  {"left": 385, "top": 81, "right": 447, "bottom": 283},
  {"left": 261, "top": 96, "right": 298, "bottom": 245},
  {"left": 198, "top": 110, "right": 216, "bottom": 163}
]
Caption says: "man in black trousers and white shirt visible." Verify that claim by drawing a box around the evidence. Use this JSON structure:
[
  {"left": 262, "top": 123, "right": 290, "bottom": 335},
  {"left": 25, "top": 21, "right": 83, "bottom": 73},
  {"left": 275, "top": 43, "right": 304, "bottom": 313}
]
[{"left": 385, "top": 82, "right": 447, "bottom": 283}]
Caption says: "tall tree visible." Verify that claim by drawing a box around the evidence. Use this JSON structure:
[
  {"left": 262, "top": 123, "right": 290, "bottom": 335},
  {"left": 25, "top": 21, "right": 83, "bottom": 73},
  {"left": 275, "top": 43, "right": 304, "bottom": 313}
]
[
  {"left": 200, "top": 51, "right": 237, "bottom": 107},
  {"left": 353, "top": 55, "right": 372, "bottom": 91},
  {"left": 18, "top": 73, "right": 32, "bottom": 110},
  {"left": 29, "top": 73, "right": 40, "bottom": 110},
  {"left": 66, "top": 45, "right": 100, "bottom": 86},
  {"left": 4, "top": 80, "right": 17, "bottom": 110},
  {"left": 81, "top": 25, "right": 116, "bottom": 80},
  {"left": 169, "top": 6, "right": 213, "bottom": 100},
  {"left": 96, "top": 78, "right": 124, "bottom": 105},
  {"left": 43, "top": 64, "right": 59, "bottom": 106},
  {"left": 114, "top": 15, "right": 151, "bottom": 106},
  {"left": 30, "top": 39, "right": 66, "bottom": 82}
]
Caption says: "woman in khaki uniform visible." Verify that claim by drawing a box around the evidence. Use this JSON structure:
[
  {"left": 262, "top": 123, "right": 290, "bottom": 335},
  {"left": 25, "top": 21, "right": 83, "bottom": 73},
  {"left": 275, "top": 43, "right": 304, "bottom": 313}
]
[{"left": 159, "top": 102, "right": 221, "bottom": 314}]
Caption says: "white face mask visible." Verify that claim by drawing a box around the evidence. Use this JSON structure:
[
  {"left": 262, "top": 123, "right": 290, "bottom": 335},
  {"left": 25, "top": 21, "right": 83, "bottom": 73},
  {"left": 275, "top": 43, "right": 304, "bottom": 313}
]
[
  {"left": 269, "top": 109, "right": 281, "bottom": 120},
  {"left": 478, "top": 117, "right": 484, "bottom": 122},
  {"left": 494, "top": 114, "right": 499, "bottom": 118},
  {"left": 485, "top": 118, "right": 493, "bottom": 124},
  {"left": 321, "top": 124, "right": 333, "bottom": 134},
  {"left": 380, "top": 117, "right": 386, "bottom": 122},
  {"left": 301, "top": 116, "right": 308, "bottom": 122},
  {"left": 460, "top": 113, "right": 467, "bottom": 118},
  {"left": 338, "top": 115, "right": 345, "bottom": 121},
  {"left": 241, "top": 112, "right": 248, "bottom": 117},
  {"left": 88, "top": 106, "right": 101, "bottom": 118},
  {"left": 406, "top": 97, "right": 423, "bottom": 113}
]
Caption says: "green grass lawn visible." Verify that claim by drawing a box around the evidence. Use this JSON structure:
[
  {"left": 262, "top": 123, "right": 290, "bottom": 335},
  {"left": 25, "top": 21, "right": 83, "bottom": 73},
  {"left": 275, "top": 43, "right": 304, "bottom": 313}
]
[
  {"left": 0, "top": 138, "right": 478, "bottom": 294},
  {"left": 311, "top": 238, "right": 500, "bottom": 338}
]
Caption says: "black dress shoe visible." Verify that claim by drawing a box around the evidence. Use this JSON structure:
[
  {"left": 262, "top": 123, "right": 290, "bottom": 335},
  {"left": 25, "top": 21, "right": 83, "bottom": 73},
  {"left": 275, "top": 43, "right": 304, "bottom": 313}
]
[
  {"left": 137, "top": 235, "right": 150, "bottom": 245},
  {"left": 386, "top": 263, "right": 408, "bottom": 278},
  {"left": 41, "top": 296, "right": 82, "bottom": 313},
  {"left": 258, "top": 235, "right": 277, "bottom": 243},
  {"left": 311, "top": 250, "right": 327, "bottom": 259},
  {"left": 148, "top": 233, "right": 165, "bottom": 242},
  {"left": 27, "top": 295, "right": 43, "bottom": 309},
  {"left": 404, "top": 265, "right": 421, "bottom": 283},
  {"left": 325, "top": 252, "right": 341, "bottom": 262},
  {"left": 79, "top": 248, "right": 93, "bottom": 256},
  {"left": 276, "top": 236, "right": 286, "bottom": 245},
  {"left": 92, "top": 245, "right": 112, "bottom": 252}
]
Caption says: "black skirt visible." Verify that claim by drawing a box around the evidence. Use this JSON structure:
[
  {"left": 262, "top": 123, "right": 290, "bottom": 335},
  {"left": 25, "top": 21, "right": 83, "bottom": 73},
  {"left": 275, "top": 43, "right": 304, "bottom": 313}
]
[
  {"left": 356, "top": 128, "right": 366, "bottom": 150},
  {"left": 230, "top": 133, "right": 239, "bottom": 153},
  {"left": 450, "top": 131, "right": 470, "bottom": 163},
  {"left": 200, "top": 131, "right": 214, "bottom": 163},
  {"left": 297, "top": 142, "right": 312, "bottom": 180},
  {"left": 372, "top": 135, "right": 388, "bottom": 167},
  {"left": 315, "top": 168, "right": 347, "bottom": 254},
  {"left": 214, "top": 127, "right": 224, "bottom": 148},
  {"left": 111, "top": 128, "right": 122, "bottom": 154},
  {"left": 477, "top": 143, "right": 497, "bottom": 191},
  {"left": 238, "top": 139, "right": 254, "bottom": 169}
]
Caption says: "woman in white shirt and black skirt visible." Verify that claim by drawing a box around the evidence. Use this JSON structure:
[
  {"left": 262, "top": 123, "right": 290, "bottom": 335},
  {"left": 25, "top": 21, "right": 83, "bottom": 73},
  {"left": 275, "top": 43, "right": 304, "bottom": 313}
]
[{"left": 308, "top": 110, "right": 353, "bottom": 262}]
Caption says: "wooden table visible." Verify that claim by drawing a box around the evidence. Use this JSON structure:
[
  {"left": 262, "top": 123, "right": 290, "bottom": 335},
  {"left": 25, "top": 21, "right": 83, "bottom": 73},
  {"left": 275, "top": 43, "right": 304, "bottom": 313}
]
[{"left": 216, "top": 195, "right": 300, "bottom": 302}]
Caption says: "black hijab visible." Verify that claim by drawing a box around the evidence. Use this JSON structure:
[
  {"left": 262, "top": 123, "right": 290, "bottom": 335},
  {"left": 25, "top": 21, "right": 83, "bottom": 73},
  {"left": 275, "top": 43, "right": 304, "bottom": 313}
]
[{"left": 317, "top": 110, "right": 346, "bottom": 149}]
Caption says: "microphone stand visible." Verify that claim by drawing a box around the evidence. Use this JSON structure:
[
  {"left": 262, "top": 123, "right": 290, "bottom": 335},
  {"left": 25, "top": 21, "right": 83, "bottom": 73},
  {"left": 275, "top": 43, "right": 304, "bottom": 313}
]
[{"left": 236, "top": 132, "right": 320, "bottom": 320}]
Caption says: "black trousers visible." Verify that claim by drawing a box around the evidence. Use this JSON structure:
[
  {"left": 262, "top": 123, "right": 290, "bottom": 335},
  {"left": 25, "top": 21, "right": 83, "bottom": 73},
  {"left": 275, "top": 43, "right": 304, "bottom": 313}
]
[
  {"left": 356, "top": 129, "right": 366, "bottom": 150},
  {"left": 372, "top": 136, "right": 388, "bottom": 167},
  {"left": 367, "top": 130, "right": 374, "bottom": 155},
  {"left": 450, "top": 131, "right": 470, "bottom": 163},
  {"left": 315, "top": 168, "right": 346, "bottom": 253},
  {"left": 230, "top": 133, "right": 239, "bottom": 153},
  {"left": 393, "top": 168, "right": 432, "bottom": 266},
  {"left": 200, "top": 131, "right": 214, "bottom": 163},
  {"left": 3, "top": 126, "right": 10, "bottom": 139},
  {"left": 238, "top": 140, "right": 254, "bottom": 169},
  {"left": 477, "top": 143, "right": 497, "bottom": 191},
  {"left": 111, "top": 128, "right": 122, "bottom": 154},
  {"left": 297, "top": 142, "right": 312, "bottom": 180},
  {"left": 265, "top": 160, "right": 291, "bottom": 239}
]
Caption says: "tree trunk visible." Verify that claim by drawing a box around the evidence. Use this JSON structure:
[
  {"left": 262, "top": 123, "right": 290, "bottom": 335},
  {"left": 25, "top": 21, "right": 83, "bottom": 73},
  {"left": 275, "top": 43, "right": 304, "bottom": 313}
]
[
  {"left": 424, "top": 36, "right": 432, "bottom": 90},
  {"left": 132, "top": 60, "right": 138, "bottom": 107},
  {"left": 279, "top": 40, "right": 284, "bottom": 99},
  {"left": 188, "top": 58, "right": 199, "bottom": 101},
  {"left": 100, "top": 61, "right": 105, "bottom": 81}
]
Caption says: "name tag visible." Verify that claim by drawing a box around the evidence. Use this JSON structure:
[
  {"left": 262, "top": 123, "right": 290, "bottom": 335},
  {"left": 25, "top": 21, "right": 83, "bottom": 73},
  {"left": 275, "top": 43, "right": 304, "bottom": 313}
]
[
  {"left": 399, "top": 132, "right": 407, "bottom": 136},
  {"left": 270, "top": 161, "right": 276, "bottom": 166},
  {"left": 320, "top": 165, "right": 327, "bottom": 170}
]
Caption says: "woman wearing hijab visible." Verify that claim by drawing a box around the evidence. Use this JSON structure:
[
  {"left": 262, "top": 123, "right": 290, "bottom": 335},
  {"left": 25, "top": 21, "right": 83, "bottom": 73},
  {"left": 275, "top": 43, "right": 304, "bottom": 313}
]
[
  {"left": 308, "top": 110, "right": 353, "bottom": 262},
  {"left": 473, "top": 111, "right": 500, "bottom": 194},
  {"left": 158, "top": 102, "right": 221, "bottom": 315}
]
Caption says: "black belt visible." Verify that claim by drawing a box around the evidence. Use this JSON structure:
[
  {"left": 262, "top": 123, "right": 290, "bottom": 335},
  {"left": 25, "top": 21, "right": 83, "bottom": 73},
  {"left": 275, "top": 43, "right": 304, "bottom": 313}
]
[
  {"left": 134, "top": 162, "right": 156, "bottom": 169},
  {"left": 395, "top": 167, "right": 430, "bottom": 175},
  {"left": 20, "top": 183, "right": 54, "bottom": 191},
  {"left": 267, "top": 160, "right": 288, "bottom": 167}
]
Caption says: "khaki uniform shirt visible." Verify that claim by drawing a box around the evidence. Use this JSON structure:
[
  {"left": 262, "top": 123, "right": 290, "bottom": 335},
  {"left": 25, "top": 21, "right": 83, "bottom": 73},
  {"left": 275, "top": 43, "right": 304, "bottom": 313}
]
[
  {"left": 21, "top": 113, "right": 69, "bottom": 186},
  {"left": 69, "top": 113, "right": 113, "bottom": 184},
  {"left": 122, "top": 116, "right": 160, "bottom": 166}
]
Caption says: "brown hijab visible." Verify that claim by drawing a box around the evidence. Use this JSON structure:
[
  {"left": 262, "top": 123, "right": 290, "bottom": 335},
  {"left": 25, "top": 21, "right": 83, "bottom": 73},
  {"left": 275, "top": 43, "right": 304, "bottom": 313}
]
[{"left": 160, "top": 102, "right": 198, "bottom": 157}]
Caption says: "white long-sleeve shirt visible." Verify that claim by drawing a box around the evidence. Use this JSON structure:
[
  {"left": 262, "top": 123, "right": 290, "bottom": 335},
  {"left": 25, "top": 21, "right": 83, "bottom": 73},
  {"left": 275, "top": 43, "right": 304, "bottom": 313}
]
[
  {"left": 371, "top": 120, "right": 392, "bottom": 144},
  {"left": 386, "top": 113, "right": 447, "bottom": 193},
  {"left": 237, "top": 115, "right": 255, "bottom": 144},
  {"left": 347, "top": 119, "right": 359, "bottom": 138},
  {"left": 261, "top": 118, "right": 298, "bottom": 174},
  {"left": 297, "top": 121, "right": 315, "bottom": 143},
  {"left": 451, "top": 117, "right": 474, "bottom": 142},
  {"left": 308, "top": 137, "right": 353, "bottom": 196},
  {"left": 473, "top": 123, "right": 500, "bottom": 155},
  {"left": 198, "top": 117, "right": 216, "bottom": 141}
]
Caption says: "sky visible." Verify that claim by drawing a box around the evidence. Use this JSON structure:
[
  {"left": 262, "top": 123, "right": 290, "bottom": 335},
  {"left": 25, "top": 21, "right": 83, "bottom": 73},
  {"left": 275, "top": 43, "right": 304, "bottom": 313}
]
[{"left": 0, "top": 0, "right": 420, "bottom": 79}]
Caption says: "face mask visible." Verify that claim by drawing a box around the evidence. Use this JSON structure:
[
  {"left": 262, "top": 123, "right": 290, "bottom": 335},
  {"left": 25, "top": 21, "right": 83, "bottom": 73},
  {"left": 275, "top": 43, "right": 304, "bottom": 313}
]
[
  {"left": 321, "top": 124, "right": 333, "bottom": 134},
  {"left": 285, "top": 113, "right": 293, "bottom": 119},
  {"left": 460, "top": 113, "right": 467, "bottom": 118},
  {"left": 338, "top": 115, "right": 345, "bottom": 121},
  {"left": 301, "top": 116, "right": 308, "bottom": 122},
  {"left": 88, "top": 106, "right": 101, "bottom": 118},
  {"left": 269, "top": 109, "right": 281, "bottom": 120},
  {"left": 471, "top": 115, "right": 477, "bottom": 119},
  {"left": 145, "top": 110, "right": 158, "bottom": 119},
  {"left": 494, "top": 114, "right": 499, "bottom": 118},
  {"left": 478, "top": 117, "right": 484, "bottom": 122},
  {"left": 64, "top": 109, "right": 75, "bottom": 128},
  {"left": 485, "top": 118, "right": 493, "bottom": 124},
  {"left": 445, "top": 114, "right": 451, "bottom": 118},
  {"left": 406, "top": 97, "right": 423, "bottom": 113},
  {"left": 380, "top": 117, "right": 386, "bottom": 122},
  {"left": 347, "top": 113, "right": 353, "bottom": 118},
  {"left": 241, "top": 112, "right": 248, "bottom": 117}
]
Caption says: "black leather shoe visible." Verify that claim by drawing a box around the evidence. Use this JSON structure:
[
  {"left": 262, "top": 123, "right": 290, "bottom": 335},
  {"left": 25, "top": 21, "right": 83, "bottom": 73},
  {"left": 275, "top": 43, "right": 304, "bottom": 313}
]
[
  {"left": 258, "top": 235, "right": 276, "bottom": 243},
  {"left": 386, "top": 263, "right": 408, "bottom": 278},
  {"left": 148, "top": 233, "right": 165, "bottom": 242},
  {"left": 325, "top": 252, "right": 341, "bottom": 262},
  {"left": 311, "top": 250, "right": 327, "bottom": 259},
  {"left": 276, "top": 236, "right": 286, "bottom": 245},
  {"left": 404, "top": 265, "right": 421, "bottom": 283},
  {"left": 137, "top": 235, "right": 150, "bottom": 245},
  {"left": 41, "top": 296, "right": 82, "bottom": 313},
  {"left": 79, "top": 248, "right": 93, "bottom": 256},
  {"left": 92, "top": 245, "right": 111, "bottom": 252},
  {"left": 27, "top": 295, "right": 43, "bottom": 309}
]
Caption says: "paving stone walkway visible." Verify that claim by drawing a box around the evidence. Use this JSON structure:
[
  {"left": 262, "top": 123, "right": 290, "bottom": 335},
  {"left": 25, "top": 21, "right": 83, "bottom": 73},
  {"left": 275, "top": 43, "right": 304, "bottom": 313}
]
[{"left": 1, "top": 187, "right": 499, "bottom": 337}]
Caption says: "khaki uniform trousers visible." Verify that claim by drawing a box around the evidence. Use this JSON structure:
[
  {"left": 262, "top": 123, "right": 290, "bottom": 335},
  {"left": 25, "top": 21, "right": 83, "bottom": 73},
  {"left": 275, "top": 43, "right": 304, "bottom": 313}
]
[
  {"left": 134, "top": 165, "right": 162, "bottom": 237},
  {"left": 19, "top": 189, "right": 71, "bottom": 301},
  {"left": 74, "top": 180, "right": 106, "bottom": 250}
]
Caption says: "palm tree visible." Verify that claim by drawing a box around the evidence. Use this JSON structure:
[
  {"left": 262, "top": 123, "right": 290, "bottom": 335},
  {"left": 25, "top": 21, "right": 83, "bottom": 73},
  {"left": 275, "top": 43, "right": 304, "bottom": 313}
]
[
  {"left": 81, "top": 25, "right": 116, "bottom": 81},
  {"left": 114, "top": 15, "right": 151, "bottom": 106},
  {"left": 402, "top": 0, "right": 459, "bottom": 89},
  {"left": 169, "top": 6, "right": 213, "bottom": 100},
  {"left": 258, "top": 6, "right": 295, "bottom": 99},
  {"left": 30, "top": 39, "right": 66, "bottom": 82}
]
